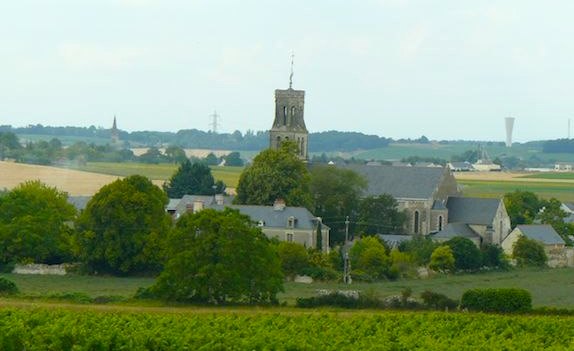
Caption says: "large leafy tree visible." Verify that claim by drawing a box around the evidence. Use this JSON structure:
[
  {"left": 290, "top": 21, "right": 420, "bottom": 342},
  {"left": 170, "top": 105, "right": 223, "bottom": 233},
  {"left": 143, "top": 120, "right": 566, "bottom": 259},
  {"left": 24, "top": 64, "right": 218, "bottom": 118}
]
[
  {"left": 75, "top": 175, "right": 171, "bottom": 275},
  {"left": 513, "top": 236, "right": 547, "bottom": 267},
  {"left": 349, "top": 236, "right": 392, "bottom": 280},
  {"left": 0, "top": 181, "right": 76, "bottom": 265},
  {"left": 310, "top": 165, "right": 366, "bottom": 245},
  {"left": 503, "top": 191, "right": 543, "bottom": 227},
  {"left": 536, "top": 198, "right": 574, "bottom": 245},
  {"left": 235, "top": 142, "right": 312, "bottom": 207},
  {"left": 356, "top": 194, "right": 407, "bottom": 235},
  {"left": 150, "top": 208, "right": 283, "bottom": 304},
  {"left": 163, "top": 160, "right": 225, "bottom": 198},
  {"left": 445, "top": 237, "right": 482, "bottom": 271}
]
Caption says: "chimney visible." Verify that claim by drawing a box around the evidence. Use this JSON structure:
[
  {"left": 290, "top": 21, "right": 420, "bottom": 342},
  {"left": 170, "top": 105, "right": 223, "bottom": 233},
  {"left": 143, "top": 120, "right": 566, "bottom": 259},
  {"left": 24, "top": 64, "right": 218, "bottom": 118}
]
[{"left": 273, "top": 198, "right": 286, "bottom": 211}]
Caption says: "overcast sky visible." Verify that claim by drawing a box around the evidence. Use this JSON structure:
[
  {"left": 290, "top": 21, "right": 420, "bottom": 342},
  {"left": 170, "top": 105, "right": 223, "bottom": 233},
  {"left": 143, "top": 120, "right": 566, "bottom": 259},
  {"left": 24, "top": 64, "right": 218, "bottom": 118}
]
[{"left": 1, "top": 0, "right": 574, "bottom": 141}]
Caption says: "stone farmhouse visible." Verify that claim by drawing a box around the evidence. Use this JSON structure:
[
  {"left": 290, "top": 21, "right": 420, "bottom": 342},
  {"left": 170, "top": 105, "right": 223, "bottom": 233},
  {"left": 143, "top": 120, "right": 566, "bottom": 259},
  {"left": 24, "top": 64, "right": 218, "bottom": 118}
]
[
  {"left": 501, "top": 224, "right": 572, "bottom": 267},
  {"left": 168, "top": 197, "right": 329, "bottom": 252},
  {"left": 434, "top": 197, "right": 511, "bottom": 246}
]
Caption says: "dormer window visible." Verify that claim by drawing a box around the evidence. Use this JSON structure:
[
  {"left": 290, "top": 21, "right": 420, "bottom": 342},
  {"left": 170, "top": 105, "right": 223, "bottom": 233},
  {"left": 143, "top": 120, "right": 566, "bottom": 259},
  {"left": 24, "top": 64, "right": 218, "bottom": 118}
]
[
  {"left": 288, "top": 216, "right": 296, "bottom": 228},
  {"left": 258, "top": 220, "right": 265, "bottom": 227}
]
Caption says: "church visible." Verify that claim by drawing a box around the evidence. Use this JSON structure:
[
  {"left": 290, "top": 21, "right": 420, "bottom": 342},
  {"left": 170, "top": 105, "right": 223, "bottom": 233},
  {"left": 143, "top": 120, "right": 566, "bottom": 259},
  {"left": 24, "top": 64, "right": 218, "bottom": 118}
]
[{"left": 268, "top": 57, "right": 309, "bottom": 160}]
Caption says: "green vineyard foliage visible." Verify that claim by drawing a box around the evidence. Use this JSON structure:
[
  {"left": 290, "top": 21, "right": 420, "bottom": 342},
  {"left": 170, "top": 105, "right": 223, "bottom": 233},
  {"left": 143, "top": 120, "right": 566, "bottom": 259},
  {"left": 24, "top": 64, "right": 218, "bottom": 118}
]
[{"left": 0, "top": 308, "right": 572, "bottom": 350}]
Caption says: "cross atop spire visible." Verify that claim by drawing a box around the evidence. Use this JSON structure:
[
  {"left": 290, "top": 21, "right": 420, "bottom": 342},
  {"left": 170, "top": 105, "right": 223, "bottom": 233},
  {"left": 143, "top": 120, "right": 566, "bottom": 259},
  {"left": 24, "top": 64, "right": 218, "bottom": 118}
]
[{"left": 289, "top": 51, "right": 294, "bottom": 89}]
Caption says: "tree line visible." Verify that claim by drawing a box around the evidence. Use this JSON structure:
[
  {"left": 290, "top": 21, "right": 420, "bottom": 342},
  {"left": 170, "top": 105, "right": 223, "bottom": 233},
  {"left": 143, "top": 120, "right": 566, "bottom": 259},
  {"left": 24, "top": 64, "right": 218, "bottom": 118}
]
[{"left": 1, "top": 125, "right": 391, "bottom": 152}]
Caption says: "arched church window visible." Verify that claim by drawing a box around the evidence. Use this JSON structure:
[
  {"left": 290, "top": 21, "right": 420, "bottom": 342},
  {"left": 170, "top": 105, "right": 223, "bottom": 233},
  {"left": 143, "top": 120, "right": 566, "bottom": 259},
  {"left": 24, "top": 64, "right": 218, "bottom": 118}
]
[
  {"left": 438, "top": 215, "right": 443, "bottom": 231},
  {"left": 291, "top": 106, "right": 296, "bottom": 118},
  {"left": 414, "top": 210, "right": 420, "bottom": 234},
  {"left": 276, "top": 136, "right": 281, "bottom": 146},
  {"left": 283, "top": 106, "right": 287, "bottom": 125}
]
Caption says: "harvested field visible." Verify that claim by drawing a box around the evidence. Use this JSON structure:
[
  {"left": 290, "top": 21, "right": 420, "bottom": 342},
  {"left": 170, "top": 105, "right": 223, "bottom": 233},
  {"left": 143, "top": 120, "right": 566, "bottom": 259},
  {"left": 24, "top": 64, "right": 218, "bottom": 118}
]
[{"left": 0, "top": 161, "right": 162, "bottom": 195}]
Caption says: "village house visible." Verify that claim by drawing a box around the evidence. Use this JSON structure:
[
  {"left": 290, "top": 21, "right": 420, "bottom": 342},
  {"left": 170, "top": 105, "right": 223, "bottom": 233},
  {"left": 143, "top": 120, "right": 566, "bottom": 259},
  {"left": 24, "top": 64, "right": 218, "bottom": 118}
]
[
  {"left": 168, "top": 197, "right": 330, "bottom": 252},
  {"left": 501, "top": 224, "right": 571, "bottom": 267},
  {"left": 433, "top": 197, "right": 511, "bottom": 246}
]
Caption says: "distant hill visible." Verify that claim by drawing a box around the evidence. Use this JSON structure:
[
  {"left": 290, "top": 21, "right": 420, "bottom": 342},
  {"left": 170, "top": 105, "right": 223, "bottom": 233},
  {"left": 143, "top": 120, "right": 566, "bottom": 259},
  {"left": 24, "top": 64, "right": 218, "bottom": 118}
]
[{"left": 0, "top": 124, "right": 390, "bottom": 152}]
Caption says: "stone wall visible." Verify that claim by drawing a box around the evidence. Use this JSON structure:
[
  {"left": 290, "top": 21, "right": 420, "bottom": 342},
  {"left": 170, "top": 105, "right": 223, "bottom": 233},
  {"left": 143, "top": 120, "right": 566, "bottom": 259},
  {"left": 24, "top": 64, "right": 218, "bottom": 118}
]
[{"left": 13, "top": 263, "right": 68, "bottom": 275}]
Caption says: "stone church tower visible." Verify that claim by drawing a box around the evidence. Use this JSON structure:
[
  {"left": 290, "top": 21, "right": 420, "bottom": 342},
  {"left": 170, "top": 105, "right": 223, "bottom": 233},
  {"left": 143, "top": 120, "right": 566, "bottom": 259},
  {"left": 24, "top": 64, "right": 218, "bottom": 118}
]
[
  {"left": 269, "top": 55, "right": 308, "bottom": 160},
  {"left": 111, "top": 116, "right": 120, "bottom": 145}
]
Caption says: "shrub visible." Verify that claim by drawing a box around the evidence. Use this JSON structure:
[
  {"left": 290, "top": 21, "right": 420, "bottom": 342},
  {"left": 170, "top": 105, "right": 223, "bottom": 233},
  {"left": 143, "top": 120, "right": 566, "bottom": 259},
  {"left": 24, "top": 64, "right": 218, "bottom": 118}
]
[
  {"left": 481, "top": 244, "right": 509, "bottom": 269},
  {"left": 429, "top": 246, "right": 455, "bottom": 273},
  {"left": 420, "top": 290, "right": 458, "bottom": 310},
  {"left": 445, "top": 237, "right": 482, "bottom": 271},
  {"left": 513, "top": 236, "right": 547, "bottom": 267},
  {"left": 0, "top": 277, "right": 18, "bottom": 296},
  {"left": 460, "top": 288, "right": 532, "bottom": 313},
  {"left": 296, "top": 292, "right": 382, "bottom": 309}
]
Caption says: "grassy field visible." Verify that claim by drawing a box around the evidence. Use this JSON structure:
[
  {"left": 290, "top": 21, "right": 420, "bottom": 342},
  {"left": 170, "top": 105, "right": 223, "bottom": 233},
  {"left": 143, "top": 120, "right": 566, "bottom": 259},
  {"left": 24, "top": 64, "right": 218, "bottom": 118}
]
[
  {"left": 522, "top": 172, "right": 574, "bottom": 180},
  {"left": 459, "top": 179, "right": 574, "bottom": 201},
  {"left": 3, "top": 267, "right": 574, "bottom": 308}
]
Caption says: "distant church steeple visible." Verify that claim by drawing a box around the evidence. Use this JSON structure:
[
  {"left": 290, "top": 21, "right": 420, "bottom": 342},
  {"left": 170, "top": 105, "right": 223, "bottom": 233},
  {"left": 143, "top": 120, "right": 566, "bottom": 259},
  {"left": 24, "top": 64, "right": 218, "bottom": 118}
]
[
  {"left": 269, "top": 53, "right": 309, "bottom": 160},
  {"left": 111, "top": 115, "right": 120, "bottom": 145}
]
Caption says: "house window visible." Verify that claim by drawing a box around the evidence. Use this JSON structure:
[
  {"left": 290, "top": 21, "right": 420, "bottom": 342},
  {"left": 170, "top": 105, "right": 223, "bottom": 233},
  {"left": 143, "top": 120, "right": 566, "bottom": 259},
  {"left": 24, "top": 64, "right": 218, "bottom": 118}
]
[
  {"left": 286, "top": 233, "right": 294, "bottom": 242},
  {"left": 438, "top": 215, "right": 443, "bottom": 231},
  {"left": 414, "top": 210, "right": 420, "bottom": 234}
]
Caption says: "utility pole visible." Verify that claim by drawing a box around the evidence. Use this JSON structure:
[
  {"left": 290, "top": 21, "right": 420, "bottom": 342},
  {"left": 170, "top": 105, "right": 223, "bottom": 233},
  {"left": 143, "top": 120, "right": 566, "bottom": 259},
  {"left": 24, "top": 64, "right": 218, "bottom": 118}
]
[{"left": 343, "top": 215, "right": 352, "bottom": 284}]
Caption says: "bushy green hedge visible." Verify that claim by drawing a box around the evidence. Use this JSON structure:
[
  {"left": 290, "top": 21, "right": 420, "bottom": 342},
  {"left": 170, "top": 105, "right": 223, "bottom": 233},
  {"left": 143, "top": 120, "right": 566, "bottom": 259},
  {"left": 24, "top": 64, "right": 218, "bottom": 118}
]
[
  {"left": 0, "top": 277, "right": 18, "bottom": 296},
  {"left": 461, "top": 288, "right": 532, "bottom": 313},
  {"left": 420, "top": 290, "right": 458, "bottom": 310},
  {"left": 296, "top": 293, "right": 382, "bottom": 309}
]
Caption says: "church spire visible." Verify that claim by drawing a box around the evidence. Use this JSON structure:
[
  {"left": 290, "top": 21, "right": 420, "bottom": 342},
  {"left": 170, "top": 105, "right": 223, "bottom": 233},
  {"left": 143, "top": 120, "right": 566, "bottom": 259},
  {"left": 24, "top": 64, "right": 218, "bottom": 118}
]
[{"left": 289, "top": 51, "right": 294, "bottom": 89}]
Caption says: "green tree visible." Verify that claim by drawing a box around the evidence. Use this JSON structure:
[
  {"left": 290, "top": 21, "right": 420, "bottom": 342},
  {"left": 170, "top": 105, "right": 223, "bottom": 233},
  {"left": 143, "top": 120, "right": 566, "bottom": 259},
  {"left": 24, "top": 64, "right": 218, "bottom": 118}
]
[
  {"left": 350, "top": 236, "right": 391, "bottom": 280},
  {"left": 164, "top": 145, "right": 188, "bottom": 164},
  {"left": 512, "top": 236, "right": 547, "bottom": 267},
  {"left": 445, "top": 237, "right": 482, "bottom": 271},
  {"left": 429, "top": 245, "right": 455, "bottom": 273},
  {"left": 276, "top": 242, "right": 309, "bottom": 277},
  {"left": 139, "top": 147, "right": 167, "bottom": 164},
  {"left": 504, "top": 191, "right": 543, "bottom": 227},
  {"left": 223, "top": 151, "right": 244, "bottom": 167},
  {"left": 356, "top": 194, "right": 407, "bottom": 235},
  {"left": 398, "top": 235, "right": 440, "bottom": 266},
  {"left": 204, "top": 152, "right": 220, "bottom": 166},
  {"left": 163, "top": 160, "right": 225, "bottom": 198},
  {"left": 536, "top": 198, "right": 574, "bottom": 245},
  {"left": 481, "top": 243, "right": 509, "bottom": 269},
  {"left": 235, "top": 142, "right": 312, "bottom": 207},
  {"left": 75, "top": 175, "right": 171, "bottom": 275},
  {"left": 310, "top": 165, "right": 366, "bottom": 245},
  {"left": 150, "top": 208, "right": 283, "bottom": 304},
  {"left": 0, "top": 181, "right": 76, "bottom": 265}
]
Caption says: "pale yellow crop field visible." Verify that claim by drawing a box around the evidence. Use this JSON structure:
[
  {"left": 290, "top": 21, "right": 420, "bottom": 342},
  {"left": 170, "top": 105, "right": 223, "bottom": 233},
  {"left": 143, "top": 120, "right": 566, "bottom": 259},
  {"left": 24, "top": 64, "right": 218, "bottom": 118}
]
[{"left": 0, "top": 161, "right": 161, "bottom": 195}]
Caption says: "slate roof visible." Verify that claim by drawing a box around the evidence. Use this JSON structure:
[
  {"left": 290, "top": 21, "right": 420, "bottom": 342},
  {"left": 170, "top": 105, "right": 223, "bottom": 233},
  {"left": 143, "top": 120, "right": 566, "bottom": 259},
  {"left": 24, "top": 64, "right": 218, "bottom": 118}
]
[
  {"left": 433, "top": 223, "right": 480, "bottom": 240},
  {"left": 562, "top": 202, "right": 574, "bottom": 213},
  {"left": 432, "top": 200, "right": 447, "bottom": 210},
  {"left": 67, "top": 196, "right": 91, "bottom": 212},
  {"left": 446, "top": 197, "right": 501, "bottom": 225},
  {"left": 208, "top": 204, "right": 320, "bottom": 230},
  {"left": 341, "top": 164, "right": 447, "bottom": 199},
  {"left": 516, "top": 224, "right": 565, "bottom": 245},
  {"left": 378, "top": 234, "right": 412, "bottom": 248},
  {"left": 448, "top": 162, "right": 473, "bottom": 170}
]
